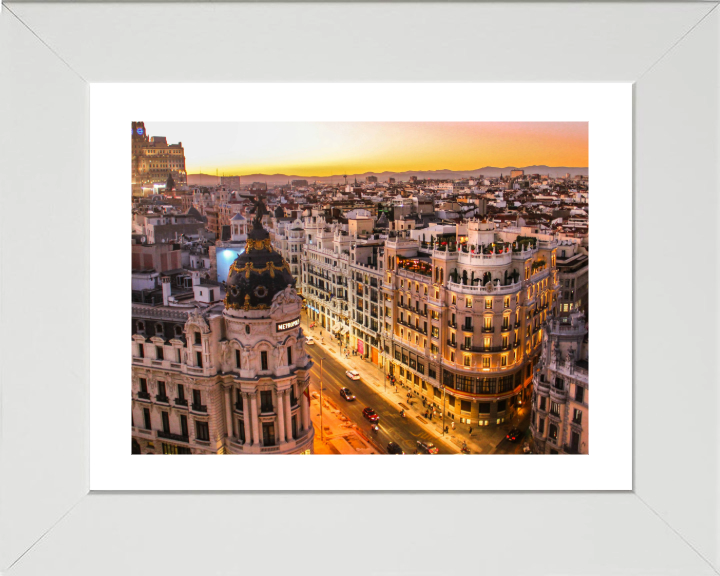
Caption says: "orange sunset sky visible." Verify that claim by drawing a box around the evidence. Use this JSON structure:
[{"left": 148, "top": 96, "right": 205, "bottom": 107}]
[{"left": 145, "top": 122, "right": 588, "bottom": 176}]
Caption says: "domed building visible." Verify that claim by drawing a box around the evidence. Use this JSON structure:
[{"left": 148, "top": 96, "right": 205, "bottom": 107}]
[{"left": 131, "top": 197, "right": 314, "bottom": 455}]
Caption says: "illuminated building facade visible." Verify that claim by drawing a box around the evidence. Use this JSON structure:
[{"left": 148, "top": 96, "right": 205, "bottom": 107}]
[
  {"left": 131, "top": 121, "right": 187, "bottom": 191},
  {"left": 383, "top": 219, "right": 560, "bottom": 426},
  {"left": 297, "top": 212, "right": 351, "bottom": 337}
]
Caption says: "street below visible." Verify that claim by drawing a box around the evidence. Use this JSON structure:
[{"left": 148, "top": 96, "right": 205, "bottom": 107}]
[{"left": 307, "top": 344, "right": 457, "bottom": 455}]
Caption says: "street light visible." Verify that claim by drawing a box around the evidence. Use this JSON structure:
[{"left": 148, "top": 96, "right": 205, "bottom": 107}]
[
  {"left": 381, "top": 339, "right": 386, "bottom": 393},
  {"left": 319, "top": 357, "right": 325, "bottom": 442},
  {"left": 441, "top": 384, "right": 446, "bottom": 436}
]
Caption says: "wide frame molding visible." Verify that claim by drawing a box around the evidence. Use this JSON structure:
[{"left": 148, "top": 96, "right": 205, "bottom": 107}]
[{"left": 1, "top": 3, "right": 718, "bottom": 575}]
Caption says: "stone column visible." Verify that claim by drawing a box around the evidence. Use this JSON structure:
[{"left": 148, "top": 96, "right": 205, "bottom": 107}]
[
  {"left": 242, "top": 392, "right": 252, "bottom": 445},
  {"left": 224, "top": 386, "right": 233, "bottom": 439},
  {"left": 276, "top": 390, "right": 286, "bottom": 444},
  {"left": 284, "top": 389, "right": 293, "bottom": 440},
  {"left": 301, "top": 388, "right": 310, "bottom": 431},
  {"left": 250, "top": 392, "right": 260, "bottom": 446}
]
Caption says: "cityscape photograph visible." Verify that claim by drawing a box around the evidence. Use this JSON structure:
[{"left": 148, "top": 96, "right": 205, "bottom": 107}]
[{"left": 130, "top": 122, "right": 589, "bottom": 456}]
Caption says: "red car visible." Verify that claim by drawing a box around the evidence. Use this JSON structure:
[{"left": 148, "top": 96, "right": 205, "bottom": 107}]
[
  {"left": 416, "top": 440, "right": 439, "bottom": 454},
  {"left": 506, "top": 428, "right": 522, "bottom": 442},
  {"left": 362, "top": 408, "right": 379, "bottom": 422}
]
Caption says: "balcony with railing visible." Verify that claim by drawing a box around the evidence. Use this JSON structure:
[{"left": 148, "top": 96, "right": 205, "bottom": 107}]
[
  {"left": 447, "top": 279, "right": 520, "bottom": 296},
  {"left": 448, "top": 321, "right": 457, "bottom": 329},
  {"left": 481, "top": 326, "right": 494, "bottom": 333},
  {"left": 397, "top": 268, "right": 432, "bottom": 282},
  {"left": 461, "top": 324, "right": 474, "bottom": 332},
  {"left": 155, "top": 394, "right": 169, "bottom": 404},
  {"left": 550, "top": 384, "right": 567, "bottom": 402},
  {"left": 174, "top": 398, "right": 188, "bottom": 407},
  {"left": 157, "top": 430, "right": 189, "bottom": 443},
  {"left": 191, "top": 403, "right": 207, "bottom": 413},
  {"left": 137, "top": 391, "right": 151, "bottom": 401},
  {"left": 460, "top": 343, "right": 514, "bottom": 353}
]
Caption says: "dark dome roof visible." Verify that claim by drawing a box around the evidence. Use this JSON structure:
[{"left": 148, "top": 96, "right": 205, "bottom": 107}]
[
  {"left": 224, "top": 197, "right": 295, "bottom": 311},
  {"left": 274, "top": 206, "right": 284, "bottom": 218}
]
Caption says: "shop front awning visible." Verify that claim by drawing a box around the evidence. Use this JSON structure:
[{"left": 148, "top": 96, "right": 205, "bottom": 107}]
[
  {"left": 332, "top": 323, "right": 343, "bottom": 333},
  {"left": 341, "top": 326, "right": 350, "bottom": 335}
]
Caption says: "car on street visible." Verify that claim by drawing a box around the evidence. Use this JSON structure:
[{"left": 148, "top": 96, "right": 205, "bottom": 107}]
[
  {"left": 305, "top": 337, "right": 315, "bottom": 345},
  {"left": 339, "top": 387, "right": 356, "bottom": 401},
  {"left": 387, "top": 442, "right": 404, "bottom": 455},
  {"left": 506, "top": 428, "right": 523, "bottom": 442},
  {"left": 345, "top": 369, "right": 361, "bottom": 380},
  {"left": 362, "top": 407, "right": 379, "bottom": 422},
  {"left": 416, "top": 440, "right": 439, "bottom": 454}
]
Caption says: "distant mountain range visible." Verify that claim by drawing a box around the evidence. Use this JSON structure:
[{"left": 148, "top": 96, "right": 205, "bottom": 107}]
[{"left": 188, "top": 166, "right": 588, "bottom": 187}]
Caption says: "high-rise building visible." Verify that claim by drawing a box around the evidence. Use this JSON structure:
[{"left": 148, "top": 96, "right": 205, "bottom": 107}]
[
  {"left": 131, "top": 122, "right": 187, "bottom": 193},
  {"left": 530, "top": 311, "right": 589, "bottom": 454},
  {"left": 131, "top": 203, "right": 314, "bottom": 454}
]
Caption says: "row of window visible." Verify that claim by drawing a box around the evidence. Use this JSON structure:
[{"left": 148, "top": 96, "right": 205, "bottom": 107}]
[
  {"left": 134, "top": 407, "right": 209, "bottom": 441},
  {"left": 135, "top": 320, "right": 185, "bottom": 338},
  {"left": 139, "top": 379, "right": 301, "bottom": 419},
  {"left": 137, "top": 343, "right": 295, "bottom": 371},
  {"left": 393, "top": 349, "right": 438, "bottom": 381},
  {"left": 138, "top": 379, "right": 204, "bottom": 407},
  {"left": 535, "top": 416, "right": 583, "bottom": 453}
]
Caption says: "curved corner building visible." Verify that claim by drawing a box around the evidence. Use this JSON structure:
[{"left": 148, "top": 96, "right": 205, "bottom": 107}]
[{"left": 384, "top": 218, "right": 560, "bottom": 427}]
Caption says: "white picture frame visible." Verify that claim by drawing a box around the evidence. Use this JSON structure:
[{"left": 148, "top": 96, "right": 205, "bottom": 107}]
[
  {"left": 89, "top": 83, "right": 631, "bottom": 492},
  {"left": 1, "top": 2, "right": 718, "bottom": 575}
]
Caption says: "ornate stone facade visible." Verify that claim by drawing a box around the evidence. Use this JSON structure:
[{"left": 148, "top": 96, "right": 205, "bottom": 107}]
[
  {"left": 530, "top": 311, "right": 589, "bottom": 454},
  {"left": 131, "top": 199, "right": 314, "bottom": 454}
]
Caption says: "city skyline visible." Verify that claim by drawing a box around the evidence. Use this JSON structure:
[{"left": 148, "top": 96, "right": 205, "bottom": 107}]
[
  {"left": 144, "top": 122, "right": 589, "bottom": 177},
  {"left": 132, "top": 121, "right": 589, "bottom": 457}
]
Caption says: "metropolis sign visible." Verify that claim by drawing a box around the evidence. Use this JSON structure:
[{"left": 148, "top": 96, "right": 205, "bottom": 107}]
[{"left": 276, "top": 318, "right": 301, "bottom": 332}]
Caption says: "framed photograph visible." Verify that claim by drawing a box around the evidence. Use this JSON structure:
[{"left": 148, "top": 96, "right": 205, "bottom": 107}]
[
  {"left": 90, "top": 84, "right": 630, "bottom": 492},
  {"left": 2, "top": 3, "right": 718, "bottom": 575}
]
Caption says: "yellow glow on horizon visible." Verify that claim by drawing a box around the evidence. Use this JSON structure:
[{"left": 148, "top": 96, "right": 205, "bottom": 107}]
[{"left": 146, "top": 122, "right": 588, "bottom": 177}]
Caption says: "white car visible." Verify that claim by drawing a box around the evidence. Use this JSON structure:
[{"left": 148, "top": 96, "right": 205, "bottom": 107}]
[
  {"left": 345, "top": 369, "right": 361, "bottom": 380},
  {"left": 305, "top": 337, "right": 315, "bottom": 345}
]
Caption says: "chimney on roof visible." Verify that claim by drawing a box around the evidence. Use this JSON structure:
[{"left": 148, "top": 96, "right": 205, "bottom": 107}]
[{"left": 161, "top": 276, "right": 171, "bottom": 306}]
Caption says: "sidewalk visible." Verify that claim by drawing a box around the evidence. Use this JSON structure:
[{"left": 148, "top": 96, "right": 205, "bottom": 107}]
[
  {"left": 308, "top": 389, "right": 380, "bottom": 455},
  {"left": 302, "top": 317, "right": 519, "bottom": 455}
]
